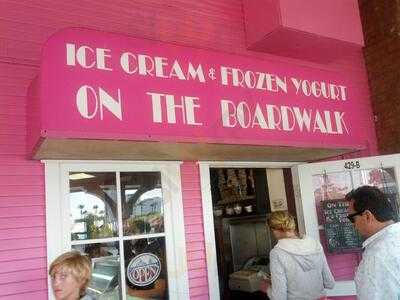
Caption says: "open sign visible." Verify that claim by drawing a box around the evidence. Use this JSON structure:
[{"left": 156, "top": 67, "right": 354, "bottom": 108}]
[{"left": 127, "top": 253, "right": 161, "bottom": 287}]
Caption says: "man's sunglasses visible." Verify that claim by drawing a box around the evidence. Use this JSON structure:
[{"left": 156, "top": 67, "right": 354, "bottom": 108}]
[{"left": 347, "top": 210, "right": 365, "bottom": 223}]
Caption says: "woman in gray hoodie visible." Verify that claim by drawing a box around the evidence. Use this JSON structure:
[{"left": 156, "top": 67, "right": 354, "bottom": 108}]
[{"left": 265, "top": 211, "right": 335, "bottom": 300}]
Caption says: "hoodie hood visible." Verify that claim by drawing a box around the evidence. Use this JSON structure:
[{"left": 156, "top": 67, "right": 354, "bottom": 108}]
[
  {"left": 277, "top": 236, "right": 323, "bottom": 255},
  {"left": 275, "top": 236, "right": 323, "bottom": 271}
]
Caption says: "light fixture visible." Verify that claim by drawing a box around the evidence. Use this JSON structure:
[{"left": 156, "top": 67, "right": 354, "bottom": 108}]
[{"left": 69, "top": 173, "right": 95, "bottom": 180}]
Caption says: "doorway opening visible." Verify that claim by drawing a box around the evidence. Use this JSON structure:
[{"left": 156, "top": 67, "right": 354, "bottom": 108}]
[{"left": 210, "top": 167, "right": 297, "bottom": 300}]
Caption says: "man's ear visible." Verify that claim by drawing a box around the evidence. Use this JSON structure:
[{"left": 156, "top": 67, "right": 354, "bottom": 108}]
[{"left": 364, "top": 210, "right": 376, "bottom": 223}]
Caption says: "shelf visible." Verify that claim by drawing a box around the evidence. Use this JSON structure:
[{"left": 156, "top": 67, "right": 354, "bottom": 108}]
[{"left": 216, "top": 195, "right": 255, "bottom": 205}]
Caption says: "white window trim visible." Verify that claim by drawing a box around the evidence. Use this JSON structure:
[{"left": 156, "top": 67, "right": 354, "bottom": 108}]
[
  {"left": 198, "top": 161, "right": 301, "bottom": 300},
  {"left": 44, "top": 160, "right": 189, "bottom": 300}
]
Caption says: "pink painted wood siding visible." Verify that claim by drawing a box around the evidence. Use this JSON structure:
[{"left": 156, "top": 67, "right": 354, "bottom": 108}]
[
  {"left": 0, "top": 0, "right": 374, "bottom": 298},
  {"left": 0, "top": 62, "right": 47, "bottom": 298},
  {"left": 180, "top": 162, "right": 209, "bottom": 300}
]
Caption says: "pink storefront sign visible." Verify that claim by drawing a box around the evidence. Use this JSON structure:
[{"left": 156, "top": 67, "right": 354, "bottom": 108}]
[{"left": 36, "top": 28, "right": 371, "bottom": 150}]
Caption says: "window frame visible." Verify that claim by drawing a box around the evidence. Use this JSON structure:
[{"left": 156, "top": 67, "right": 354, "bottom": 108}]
[{"left": 44, "top": 160, "right": 189, "bottom": 300}]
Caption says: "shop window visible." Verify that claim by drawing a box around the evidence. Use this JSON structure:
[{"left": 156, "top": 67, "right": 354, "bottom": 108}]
[{"left": 45, "top": 162, "right": 189, "bottom": 300}]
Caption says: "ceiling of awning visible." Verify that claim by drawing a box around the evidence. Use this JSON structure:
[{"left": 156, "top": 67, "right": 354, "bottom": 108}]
[{"left": 34, "top": 138, "right": 360, "bottom": 162}]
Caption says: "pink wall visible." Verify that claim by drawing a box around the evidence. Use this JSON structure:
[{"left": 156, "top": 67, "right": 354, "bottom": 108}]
[
  {"left": 181, "top": 162, "right": 209, "bottom": 300},
  {"left": 0, "top": 64, "right": 47, "bottom": 298},
  {"left": 0, "top": 0, "right": 375, "bottom": 299}
]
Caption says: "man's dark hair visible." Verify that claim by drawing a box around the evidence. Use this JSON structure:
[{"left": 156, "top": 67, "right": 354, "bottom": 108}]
[{"left": 345, "top": 185, "right": 397, "bottom": 222}]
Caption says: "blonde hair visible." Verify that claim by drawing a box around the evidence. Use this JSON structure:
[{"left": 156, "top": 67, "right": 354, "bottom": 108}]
[
  {"left": 49, "top": 251, "right": 91, "bottom": 296},
  {"left": 268, "top": 211, "right": 297, "bottom": 232}
]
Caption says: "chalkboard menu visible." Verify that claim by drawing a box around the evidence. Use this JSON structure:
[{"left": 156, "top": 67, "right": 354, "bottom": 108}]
[{"left": 322, "top": 199, "right": 363, "bottom": 253}]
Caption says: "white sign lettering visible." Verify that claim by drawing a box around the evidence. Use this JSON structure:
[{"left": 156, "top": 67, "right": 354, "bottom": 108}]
[
  {"left": 76, "top": 85, "right": 122, "bottom": 120},
  {"left": 65, "top": 42, "right": 352, "bottom": 137}
]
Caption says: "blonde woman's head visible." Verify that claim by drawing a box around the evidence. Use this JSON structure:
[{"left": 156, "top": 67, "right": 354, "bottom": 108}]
[
  {"left": 268, "top": 211, "right": 297, "bottom": 233},
  {"left": 49, "top": 251, "right": 91, "bottom": 299}
]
